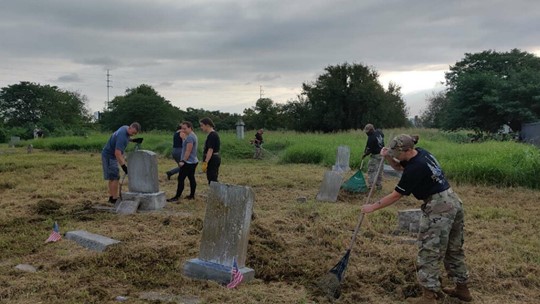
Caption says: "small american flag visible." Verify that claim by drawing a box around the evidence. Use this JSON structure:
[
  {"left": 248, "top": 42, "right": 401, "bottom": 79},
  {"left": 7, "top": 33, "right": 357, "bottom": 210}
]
[
  {"left": 226, "top": 257, "right": 244, "bottom": 289},
  {"left": 45, "top": 222, "right": 62, "bottom": 243}
]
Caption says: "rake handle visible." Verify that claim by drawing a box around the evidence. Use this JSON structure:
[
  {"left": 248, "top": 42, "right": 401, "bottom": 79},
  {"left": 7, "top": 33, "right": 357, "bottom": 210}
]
[{"left": 348, "top": 155, "right": 385, "bottom": 251}]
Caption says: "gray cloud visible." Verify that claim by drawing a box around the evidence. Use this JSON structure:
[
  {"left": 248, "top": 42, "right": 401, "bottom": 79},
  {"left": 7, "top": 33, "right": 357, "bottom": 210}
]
[
  {"left": 0, "top": 0, "right": 539, "bottom": 115},
  {"left": 55, "top": 73, "right": 82, "bottom": 83}
]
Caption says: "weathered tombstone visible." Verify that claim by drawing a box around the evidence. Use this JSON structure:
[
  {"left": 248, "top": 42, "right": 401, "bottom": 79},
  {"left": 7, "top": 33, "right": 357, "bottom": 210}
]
[
  {"left": 15, "top": 264, "right": 37, "bottom": 273},
  {"left": 8, "top": 136, "right": 20, "bottom": 148},
  {"left": 121, "top": 150, "right": 166, "bottom": 211},
  {"left": 316, "top": 171, "right": 343, "bottom": 202},
  {"left": 332, "top": 145, "right": 350, "bottom": 172},
  {"left": 397, "top": 209, "right": 423, "bottom": 233},
  {"left": 384, "top": 164, "right": 402, "bottom": 178},
  {"left": 236, "top": 119, "right": 245, "bottom": 139},
  {"left": 65, "top": 230, "right": 120, "bottom": 252},
  {"left": 183, "top": 182, "right": 255, "bottom": 285},
  {"left": 27, "top": 144, "right": 33, "bottom": 154}
]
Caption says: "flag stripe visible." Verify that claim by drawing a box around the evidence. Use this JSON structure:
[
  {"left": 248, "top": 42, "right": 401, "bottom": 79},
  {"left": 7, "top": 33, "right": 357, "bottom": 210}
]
[
  {"left": 45, "top": 231, "right": 62, "bottom": 243},
  {"left": 226, "top": 257, "right": 244, "bottom": 289}
]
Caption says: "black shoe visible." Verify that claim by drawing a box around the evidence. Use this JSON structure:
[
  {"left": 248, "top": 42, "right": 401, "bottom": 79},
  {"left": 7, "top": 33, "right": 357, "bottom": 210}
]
[
  {"left": 166, "top": 172, "right": 172, "bottom": 180},
  {"left": 185, "top": 195, "right": 195, "bottom": 200},
  {"left": 166, "top": 197, "right": 179, "bottom": 202},
  {"left": 110, "top": 198, "right": 118, "bottom": 205}
]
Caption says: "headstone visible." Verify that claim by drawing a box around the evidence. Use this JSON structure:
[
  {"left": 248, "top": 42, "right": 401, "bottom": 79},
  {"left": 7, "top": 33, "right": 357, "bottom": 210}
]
[
  {"left": 115, "top": 200, "right": 140, "bottom": 215},
  {"left": 128, "top": 150, "right": 159, "bottom": 193},
  {"left": 384, "top": 164, "right": 402, "bottom": 178},
  {"left": 65, "top": 230, "right": 120, "bottom": 252},
  {"left": 397, "top": 209, "right": 423, "bottom": 233},
  {"left": 121, "top": 150, "right": 166, "bottom": 212},
  {"left": 183, "top": 182, "right": 255, "bottom": 285},
  {"left": 236, "top": 119, "right": 245, "bottom": 139},
  {"left": 27, "top": 144, "right": 33, "bottom": 153},
  {"left": 8, "top": 136, "right": 20, "bottom": 148},
  {"left": 332, "top": 145, "right": 351, "bottom": 172},
  {"left": 316, "top": 171, "right": 343, "bottom": 202}
]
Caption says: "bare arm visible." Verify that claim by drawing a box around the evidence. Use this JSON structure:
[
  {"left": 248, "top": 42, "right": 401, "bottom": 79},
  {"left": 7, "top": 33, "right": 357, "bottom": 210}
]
[
  {"left": 204, "top": 148, "right": 213, "bottom": 163},
  {"left": 361, "top": 190, "right": 403, "bottom": 213},
  {"left": 114, "top": 149, "right": 126, "bottom": 166}
]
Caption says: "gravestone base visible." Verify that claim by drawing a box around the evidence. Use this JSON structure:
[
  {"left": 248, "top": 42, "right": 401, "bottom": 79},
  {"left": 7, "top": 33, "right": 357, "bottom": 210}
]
[
  {"left": 121, "top": 191, "right": 166, "bottom": 211},
  {"left": 183, "top": 258, "right": 255, "bottom": 285},
  {"left": 65, "top": 230, "right": 120, "bottom": 252}
]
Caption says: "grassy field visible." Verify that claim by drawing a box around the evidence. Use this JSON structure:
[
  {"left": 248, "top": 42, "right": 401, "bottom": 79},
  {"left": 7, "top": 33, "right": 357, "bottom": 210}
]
[{"left": 1, "top": 132, "right": 539, "bottom": 303}]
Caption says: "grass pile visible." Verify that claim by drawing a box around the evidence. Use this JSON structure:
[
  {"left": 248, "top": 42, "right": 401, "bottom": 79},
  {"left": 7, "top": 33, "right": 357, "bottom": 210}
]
[{"left": 0, "top": 146, "right": 539, "bottom": 303}]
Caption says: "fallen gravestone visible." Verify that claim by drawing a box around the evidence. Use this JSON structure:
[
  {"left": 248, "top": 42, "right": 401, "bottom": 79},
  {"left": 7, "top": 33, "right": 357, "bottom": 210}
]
[
  {"left": 65, "top": 230, "right": 120, "bottom": 252},
  {"left": 15, "top": 264, "right": 37, "bottom": 273}
]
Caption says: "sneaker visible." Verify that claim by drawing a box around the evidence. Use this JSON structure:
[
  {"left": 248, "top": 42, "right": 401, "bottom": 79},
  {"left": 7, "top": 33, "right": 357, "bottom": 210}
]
[
  {"left": 110, "top": 198, "right": 118, "bottom": 205},
  {"left": 166, "top": 197, "right": 179, "bottom": 202},
  {"left": 185, "top": 195, "right": 195, "bottom": 200}
]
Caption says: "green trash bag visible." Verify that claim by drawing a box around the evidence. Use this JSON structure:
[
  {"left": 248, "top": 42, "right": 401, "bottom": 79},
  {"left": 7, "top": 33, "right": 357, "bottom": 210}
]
[{"left": 341, "top": 170, "right": 368, "bottom": 193}]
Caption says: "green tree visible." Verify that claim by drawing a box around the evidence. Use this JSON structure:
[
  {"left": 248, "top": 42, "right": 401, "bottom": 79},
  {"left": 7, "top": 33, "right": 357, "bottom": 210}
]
[
  {"left": 419, "top": 91, "right": 450, "bottom": 128},
  {"left": 444, "top": 49, "right": 540, "bottom": 132},
  {"left": 99, "top": 84, "right": 183, "bottom": 131},
  {"left": 0, "top": 81, "right": 90, "bottom": 137},
  {"left": 295, "top": 63, "right": 408, "bottom": 132},
  {"left": 242, "top": 98, "right": 280, "bottom": 130}
]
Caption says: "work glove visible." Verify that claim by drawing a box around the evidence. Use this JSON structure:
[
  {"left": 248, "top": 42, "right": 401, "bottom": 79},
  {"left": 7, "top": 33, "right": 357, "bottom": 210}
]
[
  {"left": 132, "top": 138, "right": 144, "bottom": 144},
  {"left": 201, "top": 161, "right": 208, "bottom": 173},
  {"left": 121, "top": 164, "right": 128, "bottom": 174}
]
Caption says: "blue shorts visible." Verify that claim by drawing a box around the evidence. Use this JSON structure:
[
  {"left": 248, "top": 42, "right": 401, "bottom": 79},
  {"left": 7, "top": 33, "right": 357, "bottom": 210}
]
[{"left": 102, "top": 154, "right": 120, "bottom": 180}]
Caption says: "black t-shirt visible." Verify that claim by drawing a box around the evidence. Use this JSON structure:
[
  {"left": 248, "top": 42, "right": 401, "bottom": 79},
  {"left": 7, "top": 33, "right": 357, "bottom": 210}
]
[
  {"left": 172, "top": 132, "right": 182, "bottom": 148},
  {"left": 204, "top": 131, "right": 220, "bottom": 155},
  {"left": 364, "top": 129, "right": 384, "bottom": 155},
  {"left": 395, "top": 148, "right": 450, "bottom": 200},
  {"left": 255, "top": 133, "right": 263, "bottom": 143}
]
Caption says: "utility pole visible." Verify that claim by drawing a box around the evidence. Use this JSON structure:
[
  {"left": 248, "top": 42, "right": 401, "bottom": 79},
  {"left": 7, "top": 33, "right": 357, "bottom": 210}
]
[
  {"left": 106, "top": 69, "right": 113, "bottom": 109},
  {"left": 259, "top": 85, "right": 264, "bottom": 99}
]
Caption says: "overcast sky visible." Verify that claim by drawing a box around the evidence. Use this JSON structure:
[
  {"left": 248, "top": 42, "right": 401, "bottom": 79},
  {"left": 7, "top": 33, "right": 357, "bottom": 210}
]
[{"left": 1, "top": 0, "right": 539, "bottom": 118}]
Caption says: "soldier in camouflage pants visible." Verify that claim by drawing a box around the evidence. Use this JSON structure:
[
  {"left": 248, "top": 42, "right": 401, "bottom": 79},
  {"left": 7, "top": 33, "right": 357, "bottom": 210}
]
[
  {"left": 362, "top": 123, "right": 384, "bottom": 190},
  {"left": 361, "top": 134, "right": 471, "bottom": 303}
]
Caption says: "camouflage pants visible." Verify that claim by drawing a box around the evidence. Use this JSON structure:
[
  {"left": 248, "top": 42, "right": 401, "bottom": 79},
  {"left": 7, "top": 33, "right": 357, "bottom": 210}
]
[
  {"left": 367, "top": 154, "right": 383, "bottom": 189},
  {"left": 417, "top": 188, "right": 469, "bottom": 291}
]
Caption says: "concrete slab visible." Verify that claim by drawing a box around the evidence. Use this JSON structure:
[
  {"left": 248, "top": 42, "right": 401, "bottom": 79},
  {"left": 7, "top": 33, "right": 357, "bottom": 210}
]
[{"left": 65, "top": 230, "right": 120, "bottom": 252}]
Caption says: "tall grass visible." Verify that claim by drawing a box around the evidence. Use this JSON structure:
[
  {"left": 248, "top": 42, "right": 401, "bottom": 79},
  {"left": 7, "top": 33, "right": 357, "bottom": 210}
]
[{"left": 6, "top": 128, "right": 540, "bottom": 189}]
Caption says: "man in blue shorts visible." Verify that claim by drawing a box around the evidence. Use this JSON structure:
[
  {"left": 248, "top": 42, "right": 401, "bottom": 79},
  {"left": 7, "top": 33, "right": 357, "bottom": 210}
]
[{"left": 101, "top": 122, "right": 141, "bottom": 204}]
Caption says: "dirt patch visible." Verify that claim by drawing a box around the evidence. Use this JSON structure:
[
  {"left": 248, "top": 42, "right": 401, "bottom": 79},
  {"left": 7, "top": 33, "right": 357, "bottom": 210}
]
[{"left": 33, "top": 199, "right": 63, "bottom": 215}]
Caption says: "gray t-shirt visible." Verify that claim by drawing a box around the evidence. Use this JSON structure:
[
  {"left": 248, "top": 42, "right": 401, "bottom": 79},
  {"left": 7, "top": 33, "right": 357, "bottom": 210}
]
[
  {"left": 102, "top": 126, "right": 129, "bottom": 159},
  {"left": 182, "top": 132, "right": 199, "bottom": 164}
]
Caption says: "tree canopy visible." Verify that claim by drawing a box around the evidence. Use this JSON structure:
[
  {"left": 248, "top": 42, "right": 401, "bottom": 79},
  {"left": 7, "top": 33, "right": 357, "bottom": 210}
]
[
  {"left": 0, "top": 81, "right": 90, "bottom": 138},
  {"left": 289, "top": 63, "right": 408, "bottom": 132},
  {"left": 442, "top": 49, "right": 540, "bottom": 132}
]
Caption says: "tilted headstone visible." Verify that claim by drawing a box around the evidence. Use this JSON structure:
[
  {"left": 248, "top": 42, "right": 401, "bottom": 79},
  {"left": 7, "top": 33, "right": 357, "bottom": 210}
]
[
  {"left": 396, "top": 209, "right": 423, "bottom": 233},
  {"left": 316, "top": 171, "right": 343, "bottom": 202},
  {"left": 121, "top": 150, "right": 166, "bottom": 211},
  {"left": 184, "top": 182, "right": 255, "bottom": 284},
  {"left": 332, "top": 145, "right": 350, "bottom": 172}
]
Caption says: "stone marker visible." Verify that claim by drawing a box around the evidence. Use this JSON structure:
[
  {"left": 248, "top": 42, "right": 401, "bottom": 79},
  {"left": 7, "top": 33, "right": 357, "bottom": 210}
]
[
  {"left": 236, "top": 119, "right": 245, "bottom": 139},
  {"left": 65, "top": 230, "right": 120, "bottom": 252},
  {"left": 316, "top": 171, "right": 343, "bottom": 202},
  {"left": 184, "top": 182, "right": 255, "bottom": 285},
  {"left": 27, "top": 144, "right": 33, "bottom": 153},
  {"left": 15, "top": 264, "right": 37, "bottom": 273},
  {"left": 384, "top": 164, "right": 402, "bottom": 178},
  {"left": 332, "top": 145, "right": 351, "bottom": 172},
  {"left": 115, "top": 200, "right": 140, "bottom": 215},
  {"left": 120, "top": 150, "right": 166, "bottom": 212},
  {"left": 397, "top": 209, "right": 423, "bottom": 233}
]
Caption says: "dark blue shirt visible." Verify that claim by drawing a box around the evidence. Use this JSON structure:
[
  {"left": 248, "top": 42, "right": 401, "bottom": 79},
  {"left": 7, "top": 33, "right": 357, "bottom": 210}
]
[
  {"left": 364, "top": 129, "right": 384, "bottom": 155},
  {"left": 395, "top": 148, "right": 450, "bottom": 200},
  {"left": 102, "top": 126, "right": 130, "bottom": 159}
]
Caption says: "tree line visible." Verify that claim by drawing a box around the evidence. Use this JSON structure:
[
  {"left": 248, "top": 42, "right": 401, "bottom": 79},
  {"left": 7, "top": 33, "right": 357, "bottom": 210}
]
[{"left": 2, "top": 49, "right": 540, "bottom": 141}]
